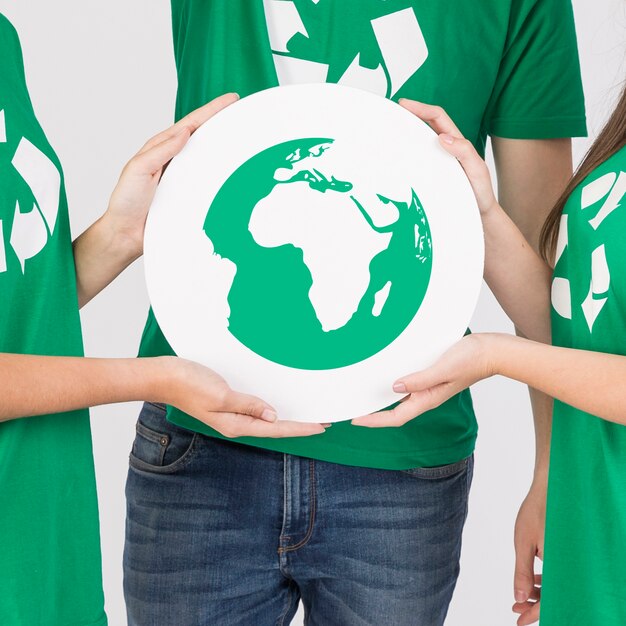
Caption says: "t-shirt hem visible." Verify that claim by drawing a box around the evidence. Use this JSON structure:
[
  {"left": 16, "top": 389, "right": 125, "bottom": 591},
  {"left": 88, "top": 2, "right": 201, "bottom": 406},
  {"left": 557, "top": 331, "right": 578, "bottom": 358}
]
[
  {"left": 68, "top": 613, "right": 107, "bottom": 626},
  {"left": 168, "top": 412, "right": 477, "bottom": 470},
  {"left": 487, "top": 116, "right": 588, "bottom": 140},
  {"left": 235, "top": 437, "right": 477, "bottom": 470}
]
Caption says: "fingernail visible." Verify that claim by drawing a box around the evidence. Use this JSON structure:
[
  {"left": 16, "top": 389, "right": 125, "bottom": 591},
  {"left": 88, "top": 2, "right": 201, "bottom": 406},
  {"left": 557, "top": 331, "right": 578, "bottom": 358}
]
[
  {"left": 440, "top": 134, "right": 454, "bottom": 145},
  {"left": 514, "top": 590, "right": 527, "bottom": 602},
  {"left": 393, "top": 382, "right": 407, "bottom": 393},
  {"left": 231, "top": 92, "right": 240, "bottom": 99},
  {"left": 322, "top": 423, "right": 332, "bottom": 428},
  {"left": 261, "top": 409, "right": 278, "bottom": 422}
]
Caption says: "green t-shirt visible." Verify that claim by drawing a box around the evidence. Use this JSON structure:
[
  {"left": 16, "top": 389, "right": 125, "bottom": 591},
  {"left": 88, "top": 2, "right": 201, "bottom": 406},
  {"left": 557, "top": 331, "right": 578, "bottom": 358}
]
[
  {"left": 542, "top": 146, "right": 626, "bottom": 625},
  {"left": 0, "top": 15, "right": 106, "bottom": 626},
  {"left": 139, "top": 0, "right": 587, "bottom": 469}
]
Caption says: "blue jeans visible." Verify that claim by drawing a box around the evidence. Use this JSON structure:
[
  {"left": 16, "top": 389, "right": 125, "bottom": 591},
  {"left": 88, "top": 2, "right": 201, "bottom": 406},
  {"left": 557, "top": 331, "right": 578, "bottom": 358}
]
[{"left": 124, "top": 402, "right": 473, "bottom": 626}]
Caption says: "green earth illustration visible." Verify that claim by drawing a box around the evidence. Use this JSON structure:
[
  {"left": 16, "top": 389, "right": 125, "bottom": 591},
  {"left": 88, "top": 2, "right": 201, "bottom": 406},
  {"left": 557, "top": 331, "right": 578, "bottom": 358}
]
[{"left": 204, "top": 137, "right": 433, "bottom": 370}]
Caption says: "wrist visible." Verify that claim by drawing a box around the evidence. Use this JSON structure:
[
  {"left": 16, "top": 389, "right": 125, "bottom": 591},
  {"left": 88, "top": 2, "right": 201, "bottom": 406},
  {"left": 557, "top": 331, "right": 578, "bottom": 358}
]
[
  {"left": 479, "top": 333, "right": 526, "bottom": 377},
  {"left": 98, "top": 209, "right": 144, "bottom": 264},
  {"left": 480, "top": 198, "right": 504, "bottom": 222},
  {"left": 473, "top": 332, "right": 508, "bottom": 377},
  {"left": 531, "top": 461, "right": 549, "bottom": 489},
  {"left": 136, "top": 356, "right": 180, "bottom": 406},
  {"left": 526, "top": 478, "right": 548, "bottom": 511}
]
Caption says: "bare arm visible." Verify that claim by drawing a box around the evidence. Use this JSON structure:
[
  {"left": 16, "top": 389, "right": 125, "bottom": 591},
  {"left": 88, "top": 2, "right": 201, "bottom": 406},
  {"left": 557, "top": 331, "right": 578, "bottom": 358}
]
[
  {"left": 399, "top": 101, "right": 554, "bottom": 341},
  {"left": 363, "top": 333, "right": 626, "bottom": 427},
  {"left": 492, "top": 137, "right": 573, "bottom": 250},
  {"left": 0, "top": 354, "right": 166, "bottom": 421},
  {"left": 491, "top": 136, "right": 573, "bottom": 338},
  {"left": 480, "top": 203, "right": 553, "bottom": 343},
  {"left": 73, "top": 213, "right": 142, "bottom": 309},
  {"left": 73, "top": 94, "right": 238, "bottom": 308},
  {"left": 491, "top": 137, "right": 573, "bottom": 469},
  {"left": 492, "top": 335, "right": 626, "bottom": 424},
  {"left": 0, "top": 353, "right": 326, "bottom": 438}
]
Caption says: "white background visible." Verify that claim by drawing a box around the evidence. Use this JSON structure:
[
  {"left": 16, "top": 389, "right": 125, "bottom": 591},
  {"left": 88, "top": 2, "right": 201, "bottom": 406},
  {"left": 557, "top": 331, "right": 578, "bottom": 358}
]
[{"left": 0, "top": 1, "right": 624, "bottom": 624}]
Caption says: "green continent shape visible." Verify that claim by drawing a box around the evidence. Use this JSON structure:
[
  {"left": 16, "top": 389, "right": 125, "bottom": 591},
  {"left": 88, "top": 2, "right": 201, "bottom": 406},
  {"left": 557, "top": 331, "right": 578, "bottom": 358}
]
[{"left": 204, "top": 137, "right": 433, "bottom": 370}]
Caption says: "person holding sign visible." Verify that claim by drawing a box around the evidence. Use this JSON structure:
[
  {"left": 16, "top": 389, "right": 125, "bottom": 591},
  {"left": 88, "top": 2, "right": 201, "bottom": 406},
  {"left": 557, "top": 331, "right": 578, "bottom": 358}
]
[
  {"left": 0, "top": 14, "right": 324, "bottom": 626},
  {"left": 378, "top": 97, "right": 626, "bottom": 626},
  {"left": 125, "top": 1, "right": 587, "bottom": 625}
]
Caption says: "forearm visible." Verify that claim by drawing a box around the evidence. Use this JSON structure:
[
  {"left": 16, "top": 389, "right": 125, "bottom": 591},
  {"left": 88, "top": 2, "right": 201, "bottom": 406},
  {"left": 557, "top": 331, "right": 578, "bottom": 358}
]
[
  {"left": 492, "top": 138, "right": 573, "bottom": 494},
  {"left": 71, "top": 95, "right": 242, "bottom": 309},
  {"left": 73, "top": 212, "right": 142, "bottom": 308},
  {"left": 490, "top": 334, "right": 626, "bottom": 425},
  {"left": 0, "top": 353, "right": 171, "bottom": 422},
  {"left": 482, "top": 205, "right": 553, "bottom": 343},
  {"left": 493, "top": 137, "right": 573, "bottom": 249},
  {"left": 527, "top": 390, "right": 552, "bottom": 483}
]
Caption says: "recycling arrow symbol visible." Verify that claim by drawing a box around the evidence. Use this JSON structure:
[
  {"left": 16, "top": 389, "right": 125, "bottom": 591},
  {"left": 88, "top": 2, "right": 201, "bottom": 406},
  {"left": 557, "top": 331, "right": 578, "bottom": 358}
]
[
  {"left": 263, "top": 1, "right": 429, "bottom": 98},
  {"left": 0, "top": 108, "right": 61, "bottom": 274},
  {"left": 551, "top": 170, "right": 625, "bottom": 333}
]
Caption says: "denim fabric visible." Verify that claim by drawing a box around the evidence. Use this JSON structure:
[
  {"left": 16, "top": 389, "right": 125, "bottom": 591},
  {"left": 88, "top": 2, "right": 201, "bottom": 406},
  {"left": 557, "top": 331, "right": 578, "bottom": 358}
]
[{"left": 124, "top": 402, "right": 473, "bottom": 626}]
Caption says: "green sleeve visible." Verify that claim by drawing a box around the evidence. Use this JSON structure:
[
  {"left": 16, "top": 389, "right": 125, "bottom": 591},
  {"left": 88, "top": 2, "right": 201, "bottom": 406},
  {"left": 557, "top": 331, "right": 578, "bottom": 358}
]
[{"left": 483, "top": 0, "right": 587, "bottom": 140}]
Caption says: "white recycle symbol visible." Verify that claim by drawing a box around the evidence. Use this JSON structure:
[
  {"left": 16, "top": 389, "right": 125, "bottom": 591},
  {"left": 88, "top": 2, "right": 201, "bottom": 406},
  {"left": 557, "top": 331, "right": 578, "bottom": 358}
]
[
  {"left": 0, "top": 108, "right": 61, "bottom": 275},
  {"left": 263, "top": 0, "right": 428, "bottom": 98},
  {"left": 551, "top": 170, "right": 626, "bottom": 332}
]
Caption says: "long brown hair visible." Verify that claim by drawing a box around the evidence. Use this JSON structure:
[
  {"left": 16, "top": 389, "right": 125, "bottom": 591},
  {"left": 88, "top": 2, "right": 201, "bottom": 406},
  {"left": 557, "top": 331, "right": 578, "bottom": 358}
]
[{"left": 540, "top": 85, "right": 626, "bottom": 262}]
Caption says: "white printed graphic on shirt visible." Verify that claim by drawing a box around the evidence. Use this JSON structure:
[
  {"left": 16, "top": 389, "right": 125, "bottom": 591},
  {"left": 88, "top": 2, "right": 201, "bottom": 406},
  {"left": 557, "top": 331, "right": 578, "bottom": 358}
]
[
  {"left": 0, "top": 220, "right": 6, "bottom": 273},
  {"left": 274, "top": 54, "right": 329, "bottom": 84},
  {"left": 553, "top": 172, "right": 626, "bottom": 331},
  {"left": 581, "top": 172, "right": 617, "bottom": 210},
  {"left": 0, "top": 119, "right": 61, "bottom": 274},
  {"left": 579, "top": 171, "right": 626, "bottom": 330},
  {"left": 263, "top": 1, "right": 428, "bottom": 97},
  {"left": 0, "top": 109, "right": 6, "bottom": 143},
  {"left": 581, "top": 244, "right": 610, "bottom": 332},
  {"left": 551, "top": 277, "right": 572, "bottom": 320},
  {"left": 585, "top": 171, "right": 626, "bottom": 231},
  {"left": 10, "top": 200, "right": 49, "bottom": 273},
  {"left": 12, "top": 137, "right": 61, "bottom": 238},
  {"left": 265, "top": 0, "right": 308, "bottom": 53}
]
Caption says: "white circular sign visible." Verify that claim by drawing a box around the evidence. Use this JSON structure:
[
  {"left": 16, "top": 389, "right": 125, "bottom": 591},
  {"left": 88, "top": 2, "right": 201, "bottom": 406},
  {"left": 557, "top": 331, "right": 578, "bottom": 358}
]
[{"left": 145, "top": 84, "right": 484, "bottom": 423}]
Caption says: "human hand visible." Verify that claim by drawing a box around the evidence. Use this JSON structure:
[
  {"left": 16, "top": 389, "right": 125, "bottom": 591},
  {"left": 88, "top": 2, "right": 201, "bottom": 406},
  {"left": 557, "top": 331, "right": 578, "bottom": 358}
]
[
  {"left": 352, "top": 333, "right": 498, "bottom": 428},
  {"left": 157, "top": 356, "right": 327, "bottom": 439},
  {"left": 512, "top": 482, "right": 547, "bottom": 625},
  {"left": 103, "top": 93, "right": 239, "bottom": 259},
  {"left": 399, "top": 99, "right": 499, "bottom": 218}
]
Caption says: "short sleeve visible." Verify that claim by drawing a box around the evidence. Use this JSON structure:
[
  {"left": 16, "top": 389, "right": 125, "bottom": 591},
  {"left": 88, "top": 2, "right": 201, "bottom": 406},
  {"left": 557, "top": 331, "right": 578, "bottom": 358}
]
[{"left": 484, "top": 0, "right": 587, "bottom": 140}]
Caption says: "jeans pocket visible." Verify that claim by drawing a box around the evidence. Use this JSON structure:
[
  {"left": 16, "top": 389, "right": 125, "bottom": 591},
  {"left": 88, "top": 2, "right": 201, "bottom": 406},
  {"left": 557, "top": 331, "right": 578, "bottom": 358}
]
[
  {"left": 129, "top": 402, "right": 198, "bottom": 474},
  {"left": 400, "top": 455, "right": 473, "bottom": 480}
]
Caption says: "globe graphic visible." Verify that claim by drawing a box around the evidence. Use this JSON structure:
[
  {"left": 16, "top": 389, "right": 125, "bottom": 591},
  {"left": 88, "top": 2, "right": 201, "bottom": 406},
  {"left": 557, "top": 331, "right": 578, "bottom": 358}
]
[{"left": 204, "top": 137, "right": 433, "bottom": 370}]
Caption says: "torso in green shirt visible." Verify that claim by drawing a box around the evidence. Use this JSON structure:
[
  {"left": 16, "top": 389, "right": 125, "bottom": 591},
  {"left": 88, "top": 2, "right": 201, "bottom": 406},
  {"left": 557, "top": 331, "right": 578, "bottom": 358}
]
[
  {"left": 542, "top": 146, "right": 626, "bottom": 625},
  {"left": 0, "top": 14, "right": 106, "bottom": 626},
  {"left": 140, "top": 0, "right": 586, "bottom": 469}
]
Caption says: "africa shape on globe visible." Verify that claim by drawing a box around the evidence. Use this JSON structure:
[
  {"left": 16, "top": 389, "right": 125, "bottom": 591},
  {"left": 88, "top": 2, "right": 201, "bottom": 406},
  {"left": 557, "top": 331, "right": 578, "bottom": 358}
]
[{"left": 204, "top": 137, "right": 433, "bottom": 370}]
